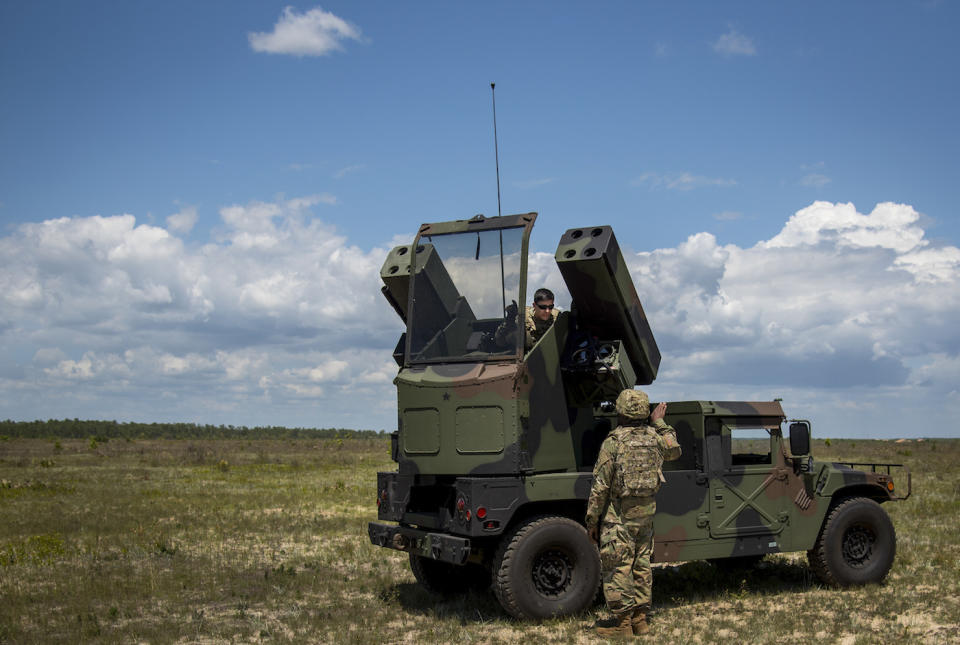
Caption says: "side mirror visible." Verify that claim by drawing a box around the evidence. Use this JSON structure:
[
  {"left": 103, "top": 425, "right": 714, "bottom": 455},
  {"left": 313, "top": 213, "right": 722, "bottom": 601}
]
[{"left": 789, "top": 421, "right": 811, "bottom": 456}]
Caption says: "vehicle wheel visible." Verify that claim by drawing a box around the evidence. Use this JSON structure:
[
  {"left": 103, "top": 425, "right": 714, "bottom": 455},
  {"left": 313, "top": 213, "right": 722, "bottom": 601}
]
[
  {"left": 708, "top": 554, "right": 765, "bottom": 572},
  {"left": 492, "top": 515, "right": 601, "bottom": 620},
  {"left": 409, "top": 554, "right": 489, "bottom": 594},
  {"left": 807, "top": 497, "right": 896, "bottom": 586}
]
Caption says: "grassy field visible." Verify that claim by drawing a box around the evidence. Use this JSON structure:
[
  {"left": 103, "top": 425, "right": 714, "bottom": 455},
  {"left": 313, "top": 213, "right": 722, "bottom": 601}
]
[{"left": 0, "top": 436, "right": 957, "bottom": 644}]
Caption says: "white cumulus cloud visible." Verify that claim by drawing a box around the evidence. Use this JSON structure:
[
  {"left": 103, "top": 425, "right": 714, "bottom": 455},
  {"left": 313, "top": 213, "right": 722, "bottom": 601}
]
[
  {"left": 621, "top": 201, "right": 959, "bottom": 435},
  {"left": 0, "top": 194, "right": 405, "bottom": 426},
  {"left": 166, "top": 206, "right": 197, "bottom": 234},
  {"left": 762, "top": 201, "right": 925, "bottom": 253},
  {"left": 249, "top": 6, "right": 363, "bottom": 57},
  {"left": 1, "top": 198, "right": 957, "bottom": 437}
]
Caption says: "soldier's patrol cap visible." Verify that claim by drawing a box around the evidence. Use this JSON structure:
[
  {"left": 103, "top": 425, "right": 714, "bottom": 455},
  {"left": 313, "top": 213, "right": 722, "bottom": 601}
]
[{"left": 616, "top": 389, "right": 650, "bottom": 420}]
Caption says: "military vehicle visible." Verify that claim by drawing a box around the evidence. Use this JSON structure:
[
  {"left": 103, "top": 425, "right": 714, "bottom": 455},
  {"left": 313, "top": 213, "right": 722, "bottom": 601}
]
[{"left": 367, "top": 213, "right": 911, "bottom": 620}]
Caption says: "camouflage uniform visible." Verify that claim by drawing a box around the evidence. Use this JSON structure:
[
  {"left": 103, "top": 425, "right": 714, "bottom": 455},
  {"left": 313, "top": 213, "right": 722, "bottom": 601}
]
[
  {"left": 524, "top": 305, "right": 558, "bottom": 350},
  {"left": 585, "top": 390, "right": 681, "bottom": 622}
]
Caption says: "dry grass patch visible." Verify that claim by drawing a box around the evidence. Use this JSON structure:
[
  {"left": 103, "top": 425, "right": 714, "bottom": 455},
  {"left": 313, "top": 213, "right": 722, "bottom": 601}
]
[{"left": 0, "top": 437, "right": 958, "bottom": 644}]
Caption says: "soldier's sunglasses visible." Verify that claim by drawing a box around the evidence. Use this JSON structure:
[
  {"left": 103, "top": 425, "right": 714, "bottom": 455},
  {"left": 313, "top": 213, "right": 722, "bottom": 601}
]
[{"left": 536, "top": 303, "right": 555, "bottom": 310}]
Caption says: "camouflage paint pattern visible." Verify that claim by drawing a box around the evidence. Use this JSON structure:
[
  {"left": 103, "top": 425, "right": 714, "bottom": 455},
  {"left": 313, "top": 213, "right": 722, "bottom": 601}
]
[
  {"left": 615, "top": 389, "right": 650, "bottom": 420},
  {"left": 600, "top": 516, "right": 655, "bottom": 615},
  {"left": 585, "top": 418, "right": 680, "bottom": 530},
  {"left": 585, "top": 413, "right": 680, "bottom": 617},
  {"left": 369, "top": 214, "right": 909, "bottom": 574}
]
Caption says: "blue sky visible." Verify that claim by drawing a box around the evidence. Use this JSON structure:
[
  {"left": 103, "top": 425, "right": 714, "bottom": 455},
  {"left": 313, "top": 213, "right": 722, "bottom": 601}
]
[{"left": 1, "top": 2, "right": 958, "bottom": 437}]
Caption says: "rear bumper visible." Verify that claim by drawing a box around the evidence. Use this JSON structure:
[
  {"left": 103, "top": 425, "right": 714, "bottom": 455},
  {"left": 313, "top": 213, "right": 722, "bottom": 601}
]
[
  {"left": 375, "top": 471, "right": 527, "bottom": 536},
  {"left": 367, "top": 522, "right": 471, "bottom": 565}
]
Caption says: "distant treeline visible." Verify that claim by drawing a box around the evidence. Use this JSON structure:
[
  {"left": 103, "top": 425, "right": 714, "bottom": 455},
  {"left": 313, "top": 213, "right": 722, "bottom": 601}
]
[{"left": 0, "top": 419, "right": 385, "bottom": 441}]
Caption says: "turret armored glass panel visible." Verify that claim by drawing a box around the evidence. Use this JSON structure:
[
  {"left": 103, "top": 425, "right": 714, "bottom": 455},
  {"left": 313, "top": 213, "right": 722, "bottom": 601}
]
[{"left": 407, "top": 227, "right": 524, "bottom": 363}]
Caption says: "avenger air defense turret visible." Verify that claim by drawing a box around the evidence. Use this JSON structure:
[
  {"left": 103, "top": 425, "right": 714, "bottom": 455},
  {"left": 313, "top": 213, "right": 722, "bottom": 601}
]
[{"left": 368, "top": 213, "right": 910, "bottom": 620}]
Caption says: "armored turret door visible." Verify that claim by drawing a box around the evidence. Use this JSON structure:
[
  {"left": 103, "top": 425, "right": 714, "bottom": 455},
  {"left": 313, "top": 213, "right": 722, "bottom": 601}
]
[{"left": 704, "top": 422, "right": 788, "bottom": 538}]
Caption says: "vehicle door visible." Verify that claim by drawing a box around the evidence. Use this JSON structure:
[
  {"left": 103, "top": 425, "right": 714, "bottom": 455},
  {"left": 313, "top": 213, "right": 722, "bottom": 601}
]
[{"left": 704, "top": 418, "right": 788, "bottom": 538}]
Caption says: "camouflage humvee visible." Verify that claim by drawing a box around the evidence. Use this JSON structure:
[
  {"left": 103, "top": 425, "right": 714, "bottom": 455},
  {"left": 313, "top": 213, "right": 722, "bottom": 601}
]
[{"left": 368, "top": 213, "right": 911, "bottom": 620}]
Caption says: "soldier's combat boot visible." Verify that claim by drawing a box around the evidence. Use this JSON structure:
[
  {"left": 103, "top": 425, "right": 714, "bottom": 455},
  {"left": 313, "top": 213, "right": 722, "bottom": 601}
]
[
  {"left": 631, "top": 609, "right": 649, "bottom": 635},
  {"left": 596, "top": 612, "right": 633, "bottom": 637}
]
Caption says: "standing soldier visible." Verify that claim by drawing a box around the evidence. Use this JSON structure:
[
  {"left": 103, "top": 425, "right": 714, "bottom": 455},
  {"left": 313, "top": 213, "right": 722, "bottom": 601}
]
[{"left": 585, "top": 389, "right": 681, "bottom": 636}]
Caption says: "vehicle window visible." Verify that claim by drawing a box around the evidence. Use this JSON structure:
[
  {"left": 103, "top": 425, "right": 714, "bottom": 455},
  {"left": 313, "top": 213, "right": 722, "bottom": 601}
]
[
  {"left": 407, "top": 227, "right": 524, "bottom": 363},
  {"left": 729, "top": 427, "right": 772, "bottom": 466}
]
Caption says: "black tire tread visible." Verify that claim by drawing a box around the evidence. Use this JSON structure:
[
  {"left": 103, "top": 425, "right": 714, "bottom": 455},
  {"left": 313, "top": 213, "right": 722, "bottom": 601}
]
[
  {"left": 808, "top": 498, "right": 852, "bottom": 586},
  {"left": 492, "top": 515, "right": 555, "bottom": 619},
  {"left": 807, "top": 496, "right": 895, "bottom": 586},
  {"left": 807, "top": 532, "right": 832, "bottom": 584},
  {"left": 492, "top": 514, "right": 596, "bottom": 620}
]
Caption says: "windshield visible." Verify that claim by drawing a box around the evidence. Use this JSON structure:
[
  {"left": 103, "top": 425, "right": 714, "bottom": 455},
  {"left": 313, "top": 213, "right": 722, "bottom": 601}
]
[{"left": 407, "top": 227, "right": 524, "bottom": 363}]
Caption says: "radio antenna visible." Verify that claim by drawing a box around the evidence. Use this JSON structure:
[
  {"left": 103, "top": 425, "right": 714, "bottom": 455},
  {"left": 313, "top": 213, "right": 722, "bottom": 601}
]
[
  {"left": 491, "top": 82, "right": 502, "bottom": 218},
  {"left": 490, "top": 83, "right": 507, "bottom": 312}
]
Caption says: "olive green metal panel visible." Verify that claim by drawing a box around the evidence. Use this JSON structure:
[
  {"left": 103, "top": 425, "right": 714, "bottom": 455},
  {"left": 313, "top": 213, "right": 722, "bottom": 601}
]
[
  {"left": 518, "top": 312, "right": 581, "bottom": 474},
  {"left": 402, "top": 408, "right": 440, "bottom": 454},
  {"left": 701, "top": 400, "right": 786, "bottom": 426},
  {"left": 523, "top": 471, "right": 593, "bottom": 502},
  {"left": 456, "top": 406, "right": 505, "bottom": 454},
  {"left": 653, "top": 400, "right": 814, "bottom": 562},
  {"left": 396, "top": 364, "right": 521, "bottom": 475},
  {"left": 707, "top": 469, "right": 788, "bottom": 538}
]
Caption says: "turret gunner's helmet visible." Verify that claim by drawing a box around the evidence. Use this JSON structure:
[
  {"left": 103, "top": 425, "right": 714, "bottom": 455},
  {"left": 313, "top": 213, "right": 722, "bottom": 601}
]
[{"left": 616, "top": 389, "right": 650, "bottom": 420}]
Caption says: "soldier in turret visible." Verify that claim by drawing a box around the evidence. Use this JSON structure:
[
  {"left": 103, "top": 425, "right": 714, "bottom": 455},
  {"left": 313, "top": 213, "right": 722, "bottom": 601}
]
[
  {"left": 523, "top": 287, "right": 558, "bottom": 350},
  {"left": 585, "top": 389, "right": 681, "bottom": 637},
  {"left": 494, "top": 287, "right": 559, "bottom": 350}
]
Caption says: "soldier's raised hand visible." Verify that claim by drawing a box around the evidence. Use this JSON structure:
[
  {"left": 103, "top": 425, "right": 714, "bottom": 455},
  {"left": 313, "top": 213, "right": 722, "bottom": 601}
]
[{"left": 650, "top": 402, "right": 667, "bottom": 422}]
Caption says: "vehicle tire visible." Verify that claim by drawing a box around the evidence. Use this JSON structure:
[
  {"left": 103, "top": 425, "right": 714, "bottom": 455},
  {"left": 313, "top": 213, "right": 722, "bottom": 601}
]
[
  {"left": 492, "top": 515, "right": 601, "bottom": 620},
  {"left": 409, "top": 553, "right": 489, "bottom": 594},
  {"left": 807, "top": 497, "right": 896, "bottom": 586},
  {"left": 708, "top": 554, "right": 765, "bottom": 572}
]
